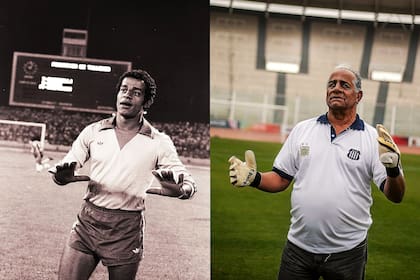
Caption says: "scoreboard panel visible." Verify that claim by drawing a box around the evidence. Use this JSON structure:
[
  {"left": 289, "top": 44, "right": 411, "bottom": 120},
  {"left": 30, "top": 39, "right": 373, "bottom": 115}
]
[{"left": 9, "top": 52, "right": 132, "bottom": 113}]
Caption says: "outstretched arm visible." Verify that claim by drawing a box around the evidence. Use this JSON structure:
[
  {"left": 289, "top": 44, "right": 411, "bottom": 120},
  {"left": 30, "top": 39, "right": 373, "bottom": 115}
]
[
  {"left": 258, "top": 171, "right": 291, "bottom": 193},
  {"left": 152, "top": 134, "right": 197, "bottom": 199},
  {"left": 383, "top": 175, "right": 405, "bottom": 203},
  {"left": 49, "top": 162, "right": 90, "bottom": 185},
  {"left": 229, "top": 150, "right": 291, "bottom": 192},
  {"left": 147, "top": 170, "right": 195, "bottom": 199}
]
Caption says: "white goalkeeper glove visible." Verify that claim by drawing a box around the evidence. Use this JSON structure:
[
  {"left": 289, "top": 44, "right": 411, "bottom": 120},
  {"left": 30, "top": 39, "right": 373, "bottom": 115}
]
[
  {"left": 228, "top": 150, "right": 260, "bottom": 187},
  {"left": 377, "top": 124, "right": 401, "bottom": 177}
]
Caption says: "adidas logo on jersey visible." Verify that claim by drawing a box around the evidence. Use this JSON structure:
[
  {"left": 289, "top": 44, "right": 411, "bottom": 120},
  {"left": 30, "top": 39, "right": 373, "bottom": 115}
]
[{"left": 132, "top": 248, "right": 141, "bottom": 254}]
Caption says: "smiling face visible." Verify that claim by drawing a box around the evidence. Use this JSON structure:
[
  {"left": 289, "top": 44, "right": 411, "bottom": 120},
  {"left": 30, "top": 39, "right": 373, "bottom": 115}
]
[
  {"left": 326, "top": 69, "right": 362, "bottom": 112},
  {"left": 116, "top": 77, "right": 147, "bottom": 119}
]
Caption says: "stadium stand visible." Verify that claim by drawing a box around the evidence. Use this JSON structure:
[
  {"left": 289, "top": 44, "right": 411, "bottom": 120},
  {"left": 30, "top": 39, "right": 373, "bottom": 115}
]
[
  {"left": 210, "top": 11, "right": 280, "bottom": 128},
  {"left": 0, "top": 105, "right": 209, "bottom": 159},
  {"left": 210, "top": 6, "right": 420, "bottom": 140}
]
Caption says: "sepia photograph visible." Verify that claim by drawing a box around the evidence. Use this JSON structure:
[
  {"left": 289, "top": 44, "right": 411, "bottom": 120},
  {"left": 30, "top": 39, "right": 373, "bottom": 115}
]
[{"left": 0, "top": 1, "right": 209, "bottom": 279}]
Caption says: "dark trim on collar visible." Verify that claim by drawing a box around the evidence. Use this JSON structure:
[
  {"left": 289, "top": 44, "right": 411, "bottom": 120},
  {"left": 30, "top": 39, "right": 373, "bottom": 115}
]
[
  {"left": 98, "top": 116, "right": 153, "bottom": 138},
  {"left": 316, "top": 113, "right": 365, "bottom": 131}
]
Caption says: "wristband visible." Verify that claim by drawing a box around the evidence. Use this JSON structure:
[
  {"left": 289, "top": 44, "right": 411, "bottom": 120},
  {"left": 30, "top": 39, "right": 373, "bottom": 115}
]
[
  {"left": 386, "top": 166, "right": 400, "bottom": 178},
  {"left": 178, "top": 184, "right": 192, "bottom": 199},
  {"left": 250, "top": 172, "right": 261, "bottom": 187}
]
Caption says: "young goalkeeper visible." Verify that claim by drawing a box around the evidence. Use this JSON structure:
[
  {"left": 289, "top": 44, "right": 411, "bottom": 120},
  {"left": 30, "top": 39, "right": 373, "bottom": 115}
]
[
  {"left": 48, "top": 69, "right": 197, "bottom": 280},
  {"left": 228, "top": 65, "right": 406, "bottom": 280}
]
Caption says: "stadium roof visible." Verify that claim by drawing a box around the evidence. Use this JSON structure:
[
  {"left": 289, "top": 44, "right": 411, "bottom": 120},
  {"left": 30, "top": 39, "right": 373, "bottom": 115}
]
[
  {"left": 261, "top": 0, "right": 420, "bottom": 15},
  {"left": 211, "top": 0, "right": 420, "bottom": 25}
]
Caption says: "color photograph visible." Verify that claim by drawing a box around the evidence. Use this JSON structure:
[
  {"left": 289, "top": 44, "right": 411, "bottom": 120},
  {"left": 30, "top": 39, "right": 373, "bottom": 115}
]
[{"left": 210, "top": 1, "right": 420, "bottom": 279}]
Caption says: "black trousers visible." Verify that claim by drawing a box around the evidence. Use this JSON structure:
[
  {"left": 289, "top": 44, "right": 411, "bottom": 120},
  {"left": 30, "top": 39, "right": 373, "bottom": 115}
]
[{"left": 278, "top": 239, "right": 367, "bottom": 280}]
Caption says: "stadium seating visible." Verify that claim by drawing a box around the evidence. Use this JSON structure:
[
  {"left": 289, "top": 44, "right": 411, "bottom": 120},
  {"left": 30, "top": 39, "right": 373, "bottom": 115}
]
[
  {"left": 210, "top": 8, "right": 420, "bottom": 138},
  {"left": 0, "top": 106, "right": 209, "bottom": 159}
]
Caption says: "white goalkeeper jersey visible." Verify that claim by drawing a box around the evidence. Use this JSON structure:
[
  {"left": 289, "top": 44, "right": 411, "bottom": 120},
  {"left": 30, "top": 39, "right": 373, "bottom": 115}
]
[
  {"left": 273, "top": 114, "right": 388, "bottom": 254},
  {"left": 55, "top": 116, "right": 196, "bottom": 211}
]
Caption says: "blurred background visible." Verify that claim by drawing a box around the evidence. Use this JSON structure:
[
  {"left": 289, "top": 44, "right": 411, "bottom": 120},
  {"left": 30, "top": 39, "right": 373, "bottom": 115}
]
[
  {"left": 0, "top": 2, "right": 210, "bottom": 279},
  {"left": 0, "top": 0, "right": 209, "bottom": 159},
  {"left": 210, "top": 2, "right": 420, "bottom": 279},
  {"left": 210, "top": 0, "right": 420, "bottom": 147}
]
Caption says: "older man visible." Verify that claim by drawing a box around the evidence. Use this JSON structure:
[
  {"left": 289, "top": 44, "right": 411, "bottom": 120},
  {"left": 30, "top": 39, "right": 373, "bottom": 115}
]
[{"left": 228, "top": 65, "right": 405, "bottom": 280}]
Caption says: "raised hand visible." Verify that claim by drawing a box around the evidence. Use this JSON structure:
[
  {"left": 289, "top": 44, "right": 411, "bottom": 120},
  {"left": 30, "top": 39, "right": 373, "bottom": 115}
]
[
  {"left": 147, "top": 169, "right": 187, "bottom": 198},
  {"left": 228, "top": 150, "right": 258, "bottom": 187},
  {"left": 49, "top": 162, "right": 90, "bottom": 185}
]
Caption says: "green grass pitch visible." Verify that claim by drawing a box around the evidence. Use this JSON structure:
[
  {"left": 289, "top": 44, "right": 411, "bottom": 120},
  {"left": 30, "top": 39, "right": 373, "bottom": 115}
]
[{"left": 211, "top": 137, "right": 420, "bottom": 280}]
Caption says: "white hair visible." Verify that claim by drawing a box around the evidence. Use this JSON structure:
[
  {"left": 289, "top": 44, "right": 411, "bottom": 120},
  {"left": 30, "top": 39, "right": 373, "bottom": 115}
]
[{"left": 334, "top": 64, "right": 362, "bottom": 92}]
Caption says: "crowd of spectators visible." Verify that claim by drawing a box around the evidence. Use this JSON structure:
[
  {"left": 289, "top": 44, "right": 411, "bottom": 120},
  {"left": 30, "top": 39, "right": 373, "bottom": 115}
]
[{"left": 0, "top": 105, "right": 209, "bottom": 159}]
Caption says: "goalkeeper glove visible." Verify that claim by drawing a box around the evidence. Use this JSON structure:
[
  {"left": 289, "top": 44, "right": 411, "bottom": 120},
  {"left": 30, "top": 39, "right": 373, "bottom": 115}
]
[
  {"left": 228, "top": 150, "right": 260, "bottom": 187},
  {"left": 49, "top": 162, "right": 90, "bottom": 185},
  {"left": 377, "top": 124, "right": 401, "bottom": 177},
  {"left": 147, "top": 170, "right": 192, "bottom": 199}
]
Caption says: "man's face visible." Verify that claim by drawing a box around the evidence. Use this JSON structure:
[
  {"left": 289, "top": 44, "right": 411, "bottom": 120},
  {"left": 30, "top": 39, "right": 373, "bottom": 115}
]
[
  {"left": 326, "top": 69, "right": 362, "bottom": 111},
  {"left": 116, "top": 77, "right": 147, "bottom": 119}
]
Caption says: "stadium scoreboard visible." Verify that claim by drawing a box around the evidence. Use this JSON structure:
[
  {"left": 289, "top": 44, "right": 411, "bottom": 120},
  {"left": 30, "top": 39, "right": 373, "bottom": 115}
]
[{"left": 9, "top": 52, "right": 132, "bottom": 113}]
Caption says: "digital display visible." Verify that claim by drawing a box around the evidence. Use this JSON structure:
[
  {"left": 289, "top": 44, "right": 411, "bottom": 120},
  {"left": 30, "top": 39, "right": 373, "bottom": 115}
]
[{"left": 9, "top": 52, "right": 132, "bottom": 113}]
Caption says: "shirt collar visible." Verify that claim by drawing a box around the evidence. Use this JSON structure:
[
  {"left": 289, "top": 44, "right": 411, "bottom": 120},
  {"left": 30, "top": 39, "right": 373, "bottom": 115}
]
[
  {"left": 99, "top": 115, "right": 153, "bottom": 138},
  {"left": 316, "top": 113, "right": 365, "bottom": 131}
]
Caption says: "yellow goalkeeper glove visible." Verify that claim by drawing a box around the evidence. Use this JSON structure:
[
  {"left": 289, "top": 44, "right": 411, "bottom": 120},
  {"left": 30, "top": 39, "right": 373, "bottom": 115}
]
[
  {"left": 228, "top": 150, "right": 260, "bottom": 187},
  {"left": 377, "top": 124, "right": 401, "bottom": 177}
]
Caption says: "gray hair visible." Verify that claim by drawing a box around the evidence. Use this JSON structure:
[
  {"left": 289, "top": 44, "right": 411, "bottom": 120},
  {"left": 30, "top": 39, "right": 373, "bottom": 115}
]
[{"left": 334, "top": 64, "right": 362, "bottom": 92}]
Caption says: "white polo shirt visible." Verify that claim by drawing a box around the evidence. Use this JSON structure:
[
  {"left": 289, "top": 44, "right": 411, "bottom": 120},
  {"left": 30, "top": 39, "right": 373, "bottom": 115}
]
[
  {"left": 57, "top": 116, "right": 196, "bottom": 211},
  {"left": 273, "top": 114, "right": 387, "bottom": 254}
]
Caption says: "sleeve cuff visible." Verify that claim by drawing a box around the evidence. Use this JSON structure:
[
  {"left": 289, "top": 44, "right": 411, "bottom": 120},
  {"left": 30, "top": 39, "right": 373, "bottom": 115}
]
[
  {"left": 179, "top": 182, "right": 196, "bottom": 199},
  {"left": 272, "top": 167, "right": 294, "bottom": 181}
]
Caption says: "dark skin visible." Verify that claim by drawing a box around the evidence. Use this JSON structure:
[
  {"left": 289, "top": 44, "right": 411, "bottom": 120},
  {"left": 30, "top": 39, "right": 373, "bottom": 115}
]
[
  {"left": 116, "top": 77, "right": 151, "bottom": 130},
  {"left": 256, "top": 69, "right": 405, "bottom": 203},
  {"left": 56, "top": 76, "right": 150, "bottom": 280},
  {"left": 55, "top": 74, "right": 187, "bottom": 280},
  {"left": 50, "top": 76, "right": 150, "bottom": 182},
  {"left": 325, "top": 69, "right": 362, "bottom": 134}
]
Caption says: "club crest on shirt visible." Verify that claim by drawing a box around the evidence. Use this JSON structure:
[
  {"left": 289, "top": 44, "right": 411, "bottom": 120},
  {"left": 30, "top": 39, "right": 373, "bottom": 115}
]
[
  {"left": 347, "top": 148, "right": 360, "bottom": 160},
  {"left": 300, "top": 143, "right": 310, "bottom": 156}
]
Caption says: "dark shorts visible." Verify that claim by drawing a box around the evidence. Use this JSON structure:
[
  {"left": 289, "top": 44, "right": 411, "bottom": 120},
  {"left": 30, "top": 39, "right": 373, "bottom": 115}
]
[
  {"left": 278, "top": 239, "right": 367, "bottom": 280},
  {"left": 68, "top": 200, "right": 145, "bottom": 266}
]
